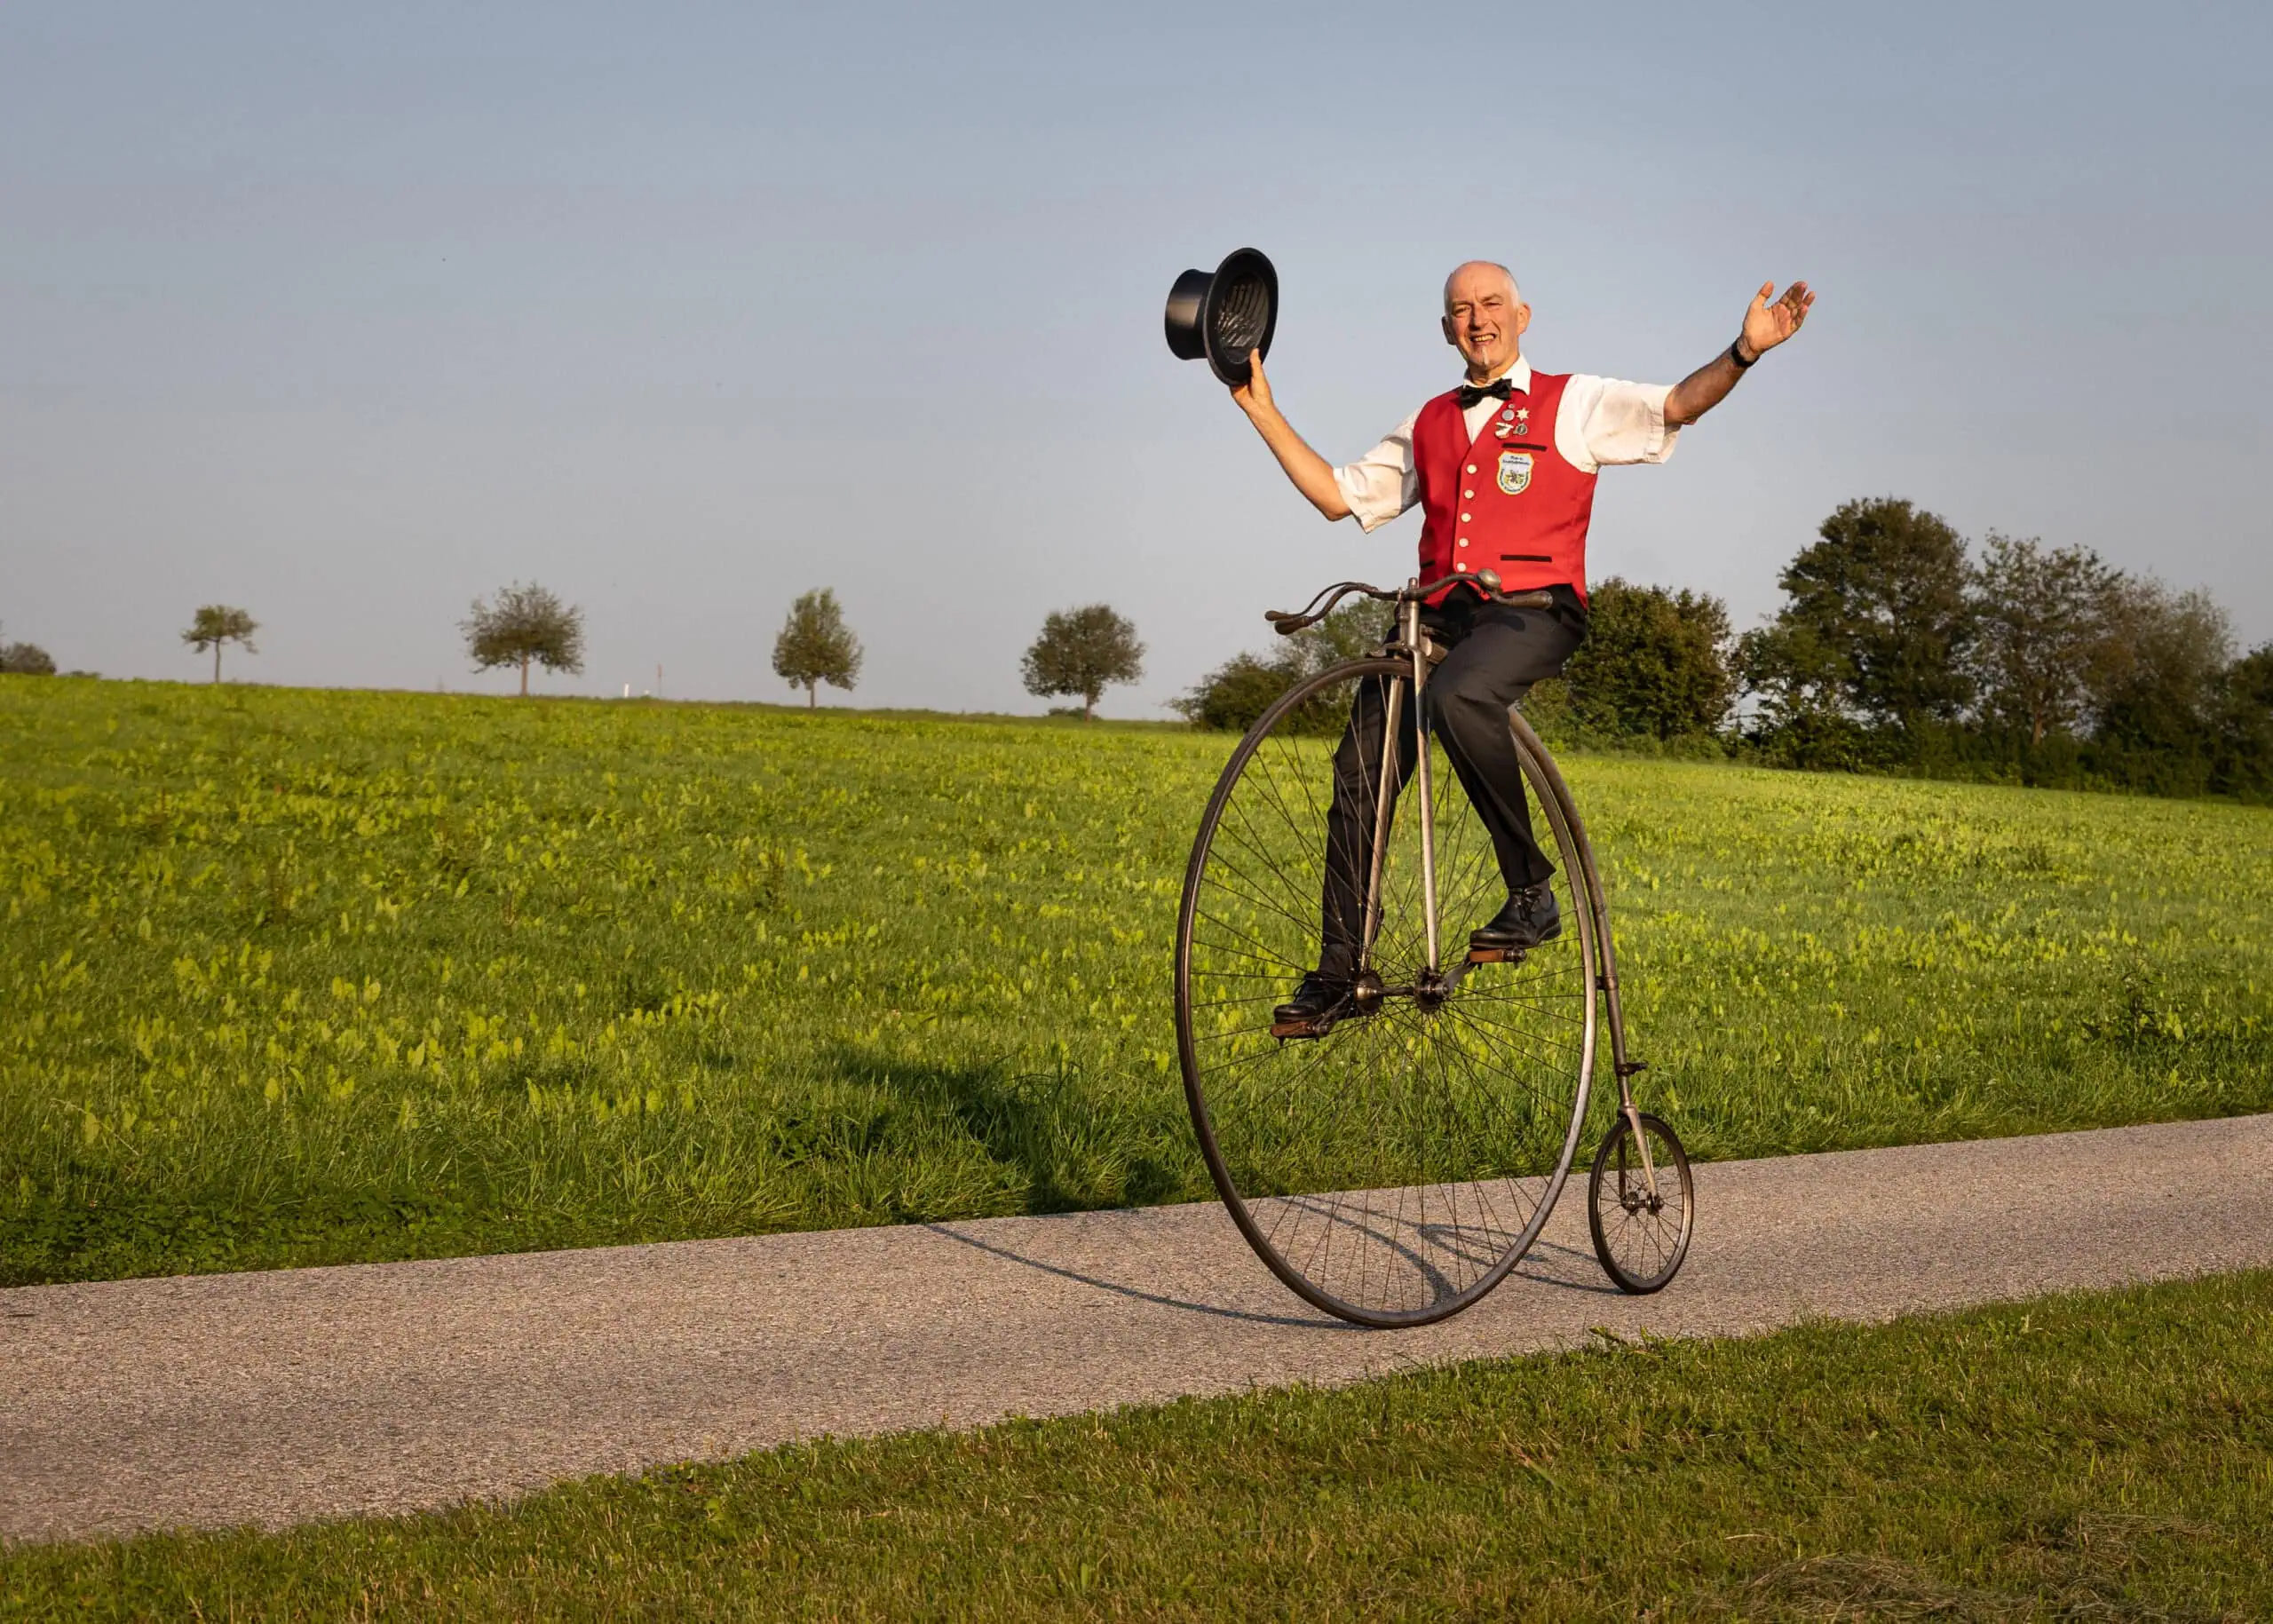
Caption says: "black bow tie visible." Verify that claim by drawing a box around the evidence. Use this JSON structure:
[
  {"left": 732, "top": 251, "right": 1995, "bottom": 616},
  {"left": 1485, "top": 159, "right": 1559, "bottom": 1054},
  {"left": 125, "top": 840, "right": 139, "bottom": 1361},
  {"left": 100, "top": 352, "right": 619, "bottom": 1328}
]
[{"left": 1456, "top": 377, "right": 1515, "bottom": 409}]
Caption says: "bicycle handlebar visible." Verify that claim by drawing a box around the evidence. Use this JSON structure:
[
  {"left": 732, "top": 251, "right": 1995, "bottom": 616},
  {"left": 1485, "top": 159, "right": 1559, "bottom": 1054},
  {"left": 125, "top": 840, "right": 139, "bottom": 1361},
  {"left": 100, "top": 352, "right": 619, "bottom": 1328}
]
[{"left": 1264, "top": 571, "right": 1555, "bottom": 635}]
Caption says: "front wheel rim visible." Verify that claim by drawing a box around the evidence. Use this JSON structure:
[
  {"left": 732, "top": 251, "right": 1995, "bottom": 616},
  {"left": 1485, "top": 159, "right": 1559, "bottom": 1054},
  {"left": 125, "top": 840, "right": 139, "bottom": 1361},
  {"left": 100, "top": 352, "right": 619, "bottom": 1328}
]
[{"left": 1175, "top": 659, "right": 1600, "bottom": 1327}]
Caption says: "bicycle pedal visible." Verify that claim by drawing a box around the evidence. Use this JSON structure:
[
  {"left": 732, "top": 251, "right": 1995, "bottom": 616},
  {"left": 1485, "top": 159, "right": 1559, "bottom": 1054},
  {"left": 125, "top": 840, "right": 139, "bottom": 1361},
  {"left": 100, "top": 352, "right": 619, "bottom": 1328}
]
[
  {"left": 1466, "top": 946, "right": 1525, "bottom": 965},
  {"left": 1270, "top": 1018, "right": 1330, "bottom": 1042}
]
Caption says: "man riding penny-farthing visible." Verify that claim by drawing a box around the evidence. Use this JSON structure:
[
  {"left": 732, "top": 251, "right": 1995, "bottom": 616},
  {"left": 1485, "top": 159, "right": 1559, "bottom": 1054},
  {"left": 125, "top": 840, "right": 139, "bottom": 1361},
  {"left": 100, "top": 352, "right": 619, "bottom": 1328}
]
[{"left": 1168, "top": 252, "right": 1812, "bottom": 1326}]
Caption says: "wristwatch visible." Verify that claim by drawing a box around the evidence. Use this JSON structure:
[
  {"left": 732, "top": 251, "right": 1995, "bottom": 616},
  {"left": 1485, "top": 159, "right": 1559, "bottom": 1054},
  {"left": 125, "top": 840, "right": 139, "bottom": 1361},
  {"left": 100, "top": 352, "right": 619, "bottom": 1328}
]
[{"left": 1729, "top": 337, "right": 1758, "bottom": 369}]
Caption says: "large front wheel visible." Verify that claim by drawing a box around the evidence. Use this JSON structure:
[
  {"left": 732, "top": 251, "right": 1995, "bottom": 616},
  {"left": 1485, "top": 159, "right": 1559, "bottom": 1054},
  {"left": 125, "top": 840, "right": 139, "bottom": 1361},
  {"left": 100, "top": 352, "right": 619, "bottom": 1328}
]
[{"left": 1174, "top": 657, "right": 1600, "bottom": 1327}]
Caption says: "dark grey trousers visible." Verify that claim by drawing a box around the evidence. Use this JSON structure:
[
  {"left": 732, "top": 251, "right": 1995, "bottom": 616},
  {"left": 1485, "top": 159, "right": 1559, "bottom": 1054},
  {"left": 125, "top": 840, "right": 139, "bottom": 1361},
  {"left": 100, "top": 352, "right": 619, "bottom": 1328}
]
[{"left": 1315, "top": 588, "right": 1587, "bottom": 981}]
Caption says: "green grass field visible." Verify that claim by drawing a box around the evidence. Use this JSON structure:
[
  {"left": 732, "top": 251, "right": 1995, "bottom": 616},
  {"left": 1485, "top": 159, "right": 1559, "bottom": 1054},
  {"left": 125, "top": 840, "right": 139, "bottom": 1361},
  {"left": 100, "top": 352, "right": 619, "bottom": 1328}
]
[
  {"left": 4, "top": 676, "right": 2271, "bottom": 1286},
  {"left": 7, "top": 1271, "right": 2269, "bottom": 1620}
]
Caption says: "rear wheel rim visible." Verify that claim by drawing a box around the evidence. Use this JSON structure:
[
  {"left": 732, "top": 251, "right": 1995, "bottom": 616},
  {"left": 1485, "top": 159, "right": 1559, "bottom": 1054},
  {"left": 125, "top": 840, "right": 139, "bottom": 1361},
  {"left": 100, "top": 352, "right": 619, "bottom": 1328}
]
[
  {"left": 1176, "top": 658, "right": 1598, "bottom": 1327},
  {"left": 1588, "top": 1113, "right": 1694, "bottom": 1294}
]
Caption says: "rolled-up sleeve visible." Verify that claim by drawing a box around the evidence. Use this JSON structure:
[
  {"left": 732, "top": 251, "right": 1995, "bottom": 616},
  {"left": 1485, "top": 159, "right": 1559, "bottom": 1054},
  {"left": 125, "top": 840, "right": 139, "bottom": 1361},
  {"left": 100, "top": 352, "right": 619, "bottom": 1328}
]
[
  {"left": 1557, "top": 376, "right": 1679, "bottom": 474},
  {"left": 1332, "top": 411, "right": 1422, "bottom": 532}
]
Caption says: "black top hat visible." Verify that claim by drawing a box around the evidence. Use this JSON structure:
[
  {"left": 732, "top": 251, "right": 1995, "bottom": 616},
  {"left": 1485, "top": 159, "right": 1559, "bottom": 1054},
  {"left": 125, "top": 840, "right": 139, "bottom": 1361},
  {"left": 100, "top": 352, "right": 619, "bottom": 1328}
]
[{"left": 1164, "top": 248, "right": 1278, "bottom": 388}]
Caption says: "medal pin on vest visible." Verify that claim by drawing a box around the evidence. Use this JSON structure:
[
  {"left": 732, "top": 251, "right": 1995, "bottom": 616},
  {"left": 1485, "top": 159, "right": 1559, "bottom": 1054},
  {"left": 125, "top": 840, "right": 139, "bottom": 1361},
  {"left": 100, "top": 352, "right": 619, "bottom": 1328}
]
[{"left": 1163, "top": 248, "right": 1279, "bottom": 387}]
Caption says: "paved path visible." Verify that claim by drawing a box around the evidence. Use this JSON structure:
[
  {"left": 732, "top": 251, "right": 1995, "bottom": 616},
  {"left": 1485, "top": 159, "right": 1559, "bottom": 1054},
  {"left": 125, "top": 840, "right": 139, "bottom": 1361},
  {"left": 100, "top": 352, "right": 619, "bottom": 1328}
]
[{"left": 5, "top": 1115, "right": 2270, "bottom": 1545}]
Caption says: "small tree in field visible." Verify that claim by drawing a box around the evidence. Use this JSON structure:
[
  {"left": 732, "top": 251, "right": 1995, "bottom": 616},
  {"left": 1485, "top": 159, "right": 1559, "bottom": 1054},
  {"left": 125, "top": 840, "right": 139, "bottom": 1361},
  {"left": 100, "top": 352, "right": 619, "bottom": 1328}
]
[
  {"left": 1, "top": 635, "right": 57, "bottom": 675},
  {"left": 772, "top": 588, "right": 863, "bottom": 708},
  {"left": 182, "top": 606, "right": 258, "bottom": 684},
  {"left": 463, "top": 582, "right": 585, "bottom": 696},
  {"left": 1022, "top": 604, "right": 1144, "bottom": 721}
]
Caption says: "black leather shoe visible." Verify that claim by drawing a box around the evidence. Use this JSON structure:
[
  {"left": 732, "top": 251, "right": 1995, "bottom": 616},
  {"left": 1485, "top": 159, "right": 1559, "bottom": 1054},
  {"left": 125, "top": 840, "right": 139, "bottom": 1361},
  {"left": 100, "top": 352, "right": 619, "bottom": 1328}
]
[
  {"left": 1271, "top": 973, "right": 1350, "bottom": 1039},
  {"left": 1469, "top": 883, "right": 1561, "bottom": 954}
]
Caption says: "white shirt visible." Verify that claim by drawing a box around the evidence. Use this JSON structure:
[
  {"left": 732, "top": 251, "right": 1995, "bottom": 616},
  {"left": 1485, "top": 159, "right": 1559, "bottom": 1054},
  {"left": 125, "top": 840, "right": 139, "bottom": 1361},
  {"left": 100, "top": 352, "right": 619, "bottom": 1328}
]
[{"left": 1332, "top": 358, "right": 1680, "bottom": 533}]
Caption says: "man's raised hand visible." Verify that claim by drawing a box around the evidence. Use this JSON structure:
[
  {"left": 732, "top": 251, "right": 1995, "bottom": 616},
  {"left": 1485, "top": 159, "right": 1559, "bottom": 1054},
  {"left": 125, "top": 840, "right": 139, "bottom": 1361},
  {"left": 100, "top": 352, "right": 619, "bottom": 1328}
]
[
  {"left": 1666, "top": 281, "right": 1817, "bottom": 424},
  {"left": 1230, "top": 350, "right": 1274, "bottom": 416},
  {"left": 1740, "top": 281, "right": 1814, "bottom": 360}
]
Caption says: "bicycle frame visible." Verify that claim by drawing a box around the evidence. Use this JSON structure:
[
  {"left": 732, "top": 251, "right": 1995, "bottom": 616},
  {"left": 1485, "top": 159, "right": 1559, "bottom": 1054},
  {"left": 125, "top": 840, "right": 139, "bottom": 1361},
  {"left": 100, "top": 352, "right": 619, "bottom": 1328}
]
[
  {"left": 1364, "top": 588, "right": 1663, "bottom": 1200},
  {"left": 1178, "top": 567, "right": 1696, "bottom": 1316}
]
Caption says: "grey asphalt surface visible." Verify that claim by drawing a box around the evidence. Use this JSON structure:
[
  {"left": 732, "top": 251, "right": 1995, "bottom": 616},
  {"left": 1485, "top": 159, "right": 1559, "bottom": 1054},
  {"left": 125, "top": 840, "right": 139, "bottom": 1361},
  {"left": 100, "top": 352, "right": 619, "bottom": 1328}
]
[{"left": 4, "top": 1114, "right": 2270, "bottom": 1546}]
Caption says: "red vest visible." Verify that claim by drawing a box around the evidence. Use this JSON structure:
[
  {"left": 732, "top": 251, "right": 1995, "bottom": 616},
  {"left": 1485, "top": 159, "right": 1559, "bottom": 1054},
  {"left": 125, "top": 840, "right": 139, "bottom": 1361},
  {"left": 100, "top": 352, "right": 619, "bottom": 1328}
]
[{"left": 1414, "top": 369, "right": 1597, "bottom": 606}]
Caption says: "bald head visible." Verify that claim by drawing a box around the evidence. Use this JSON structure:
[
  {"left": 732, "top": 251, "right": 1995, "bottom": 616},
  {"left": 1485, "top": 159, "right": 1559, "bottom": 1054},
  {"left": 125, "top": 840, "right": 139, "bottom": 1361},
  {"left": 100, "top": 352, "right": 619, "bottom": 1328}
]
[
  {"left": 1444, "top": 260, "right": 1521, "bottom": 311},
  {"left": 1440, "top": 261, "right": 1531, "bottom": 383}
]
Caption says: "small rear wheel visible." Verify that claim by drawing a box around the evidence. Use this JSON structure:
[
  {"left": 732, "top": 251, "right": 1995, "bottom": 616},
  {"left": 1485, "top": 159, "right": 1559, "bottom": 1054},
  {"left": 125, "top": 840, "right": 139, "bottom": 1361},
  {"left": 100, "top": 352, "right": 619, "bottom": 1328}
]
[{"left": 1588, "top": 1112, "right": 1693, "bottom": 1295}]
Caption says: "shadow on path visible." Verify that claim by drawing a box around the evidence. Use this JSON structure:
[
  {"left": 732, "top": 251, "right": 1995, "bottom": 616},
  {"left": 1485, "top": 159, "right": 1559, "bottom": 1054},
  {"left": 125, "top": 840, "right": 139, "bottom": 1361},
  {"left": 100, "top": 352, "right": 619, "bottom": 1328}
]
[
  {"left": 921, "top": 1221, "right": 1351, "bottom": 1331},
  {"left": 923, "top": 1219, "right": 1620, "bottom": 1329},
  {"left": 829, "top": 1042, "right": 1620, "bottom": 1321}
]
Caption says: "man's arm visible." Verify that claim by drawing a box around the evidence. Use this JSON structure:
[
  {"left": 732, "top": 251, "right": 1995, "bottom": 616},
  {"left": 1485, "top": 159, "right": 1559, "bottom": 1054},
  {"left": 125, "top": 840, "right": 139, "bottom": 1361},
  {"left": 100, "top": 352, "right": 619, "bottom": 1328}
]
[
  {"left": 1229, "top": 351, "right": 1352, "bottom": 520},
  {"left": 1664, "top": 281, "right": 1814, "bottom": 426}
]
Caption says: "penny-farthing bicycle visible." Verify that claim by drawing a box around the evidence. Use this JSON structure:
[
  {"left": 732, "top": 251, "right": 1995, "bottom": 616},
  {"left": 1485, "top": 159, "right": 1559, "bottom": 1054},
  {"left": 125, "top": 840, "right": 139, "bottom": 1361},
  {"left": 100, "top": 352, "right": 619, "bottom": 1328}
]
[{"left": 1173, "top": 570, "right": 1694, "bottom": 1327}]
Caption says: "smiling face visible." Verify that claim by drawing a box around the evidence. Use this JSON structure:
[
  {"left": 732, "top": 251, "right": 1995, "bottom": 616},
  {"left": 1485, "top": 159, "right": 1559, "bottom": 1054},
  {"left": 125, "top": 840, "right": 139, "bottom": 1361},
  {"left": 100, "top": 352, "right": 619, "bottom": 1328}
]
[{"left": 1441, "top": 261, "right": 1531, "bottom": 382}]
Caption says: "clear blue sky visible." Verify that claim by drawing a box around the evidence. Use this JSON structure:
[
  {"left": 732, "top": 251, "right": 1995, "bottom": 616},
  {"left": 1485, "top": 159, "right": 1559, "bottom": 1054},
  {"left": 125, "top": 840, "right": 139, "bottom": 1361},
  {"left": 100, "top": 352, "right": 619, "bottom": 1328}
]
[{"left": 4, "top": 2, "right": 2267, "bottom": 711}]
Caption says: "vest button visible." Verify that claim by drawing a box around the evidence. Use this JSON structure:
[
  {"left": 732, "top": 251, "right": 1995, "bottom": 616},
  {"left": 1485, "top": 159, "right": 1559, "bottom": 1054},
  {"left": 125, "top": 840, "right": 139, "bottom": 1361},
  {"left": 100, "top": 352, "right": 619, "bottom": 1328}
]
[
  {"left": 1465, "top": 464, "right": 1477, "bottom": 474},
  {"left": 1461, "top": 512, "right": 1471, "bottom": 522},
  {"left": 1458, "top": 538, "right": 1469, "bottom": 547},
  {"left": 1462, "top": 489, "right": 1474, "bottom": 499},
  {"left": 1455, "top": 562, "right": 1468, "bottom": 571}
]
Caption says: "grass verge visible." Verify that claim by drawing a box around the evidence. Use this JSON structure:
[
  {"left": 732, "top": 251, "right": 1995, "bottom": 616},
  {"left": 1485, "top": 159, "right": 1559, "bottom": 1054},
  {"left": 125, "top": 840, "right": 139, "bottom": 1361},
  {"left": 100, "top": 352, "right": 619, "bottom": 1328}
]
[
  {"left": 6, "top": 1271, "right": 2269, "bottom": 1620},
  {"left": 4, "top": 677, "right": 2272, "bottom": 1283}
]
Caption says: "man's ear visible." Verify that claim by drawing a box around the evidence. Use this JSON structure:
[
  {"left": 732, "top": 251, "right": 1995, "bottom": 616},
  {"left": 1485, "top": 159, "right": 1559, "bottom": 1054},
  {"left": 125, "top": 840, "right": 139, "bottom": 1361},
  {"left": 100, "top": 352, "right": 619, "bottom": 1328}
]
[
  {"left": 1514, "top": 304, "right": 1532, "bottom": 339},
  {"left": 1441, "top": 314, "right": 1459, "bottom": 348}
]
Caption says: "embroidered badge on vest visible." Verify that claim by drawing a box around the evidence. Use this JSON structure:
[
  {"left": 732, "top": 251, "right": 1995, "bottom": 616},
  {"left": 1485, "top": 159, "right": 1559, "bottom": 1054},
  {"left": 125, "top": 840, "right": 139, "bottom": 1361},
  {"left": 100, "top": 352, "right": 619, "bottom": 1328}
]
[{"left": 1497, "top": 450, "right": 1533, "bottom": 495}]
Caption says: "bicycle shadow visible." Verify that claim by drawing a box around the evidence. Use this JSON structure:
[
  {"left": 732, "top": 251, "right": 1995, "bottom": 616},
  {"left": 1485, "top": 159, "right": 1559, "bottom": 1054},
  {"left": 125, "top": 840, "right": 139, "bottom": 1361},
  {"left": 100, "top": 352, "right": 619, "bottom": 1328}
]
[
  {"left": 823, "top": 1043, "right": 1620, "bottom": 1326},
  {"left": 1415, "top": 1220, "right": 1620, "bottom": 1295},
  {"left": 923, "top": 1199, "right": 1620, "bottom": 1335},
  {"left": 1259, "top": 1193, "right": 1623, "bottom": 1315},
  {"left": 920, "top": 1221, "right": 1354, "bottom": 1332}
]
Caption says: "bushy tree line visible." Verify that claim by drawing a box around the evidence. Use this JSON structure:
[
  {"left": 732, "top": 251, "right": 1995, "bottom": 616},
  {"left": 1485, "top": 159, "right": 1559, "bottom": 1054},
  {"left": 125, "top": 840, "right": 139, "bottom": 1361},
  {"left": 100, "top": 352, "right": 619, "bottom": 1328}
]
[
  {"left": 1172, "top": 601, "right": 1382, "bottom": 733},
  {"left": 1174, "top": 495, "right": 2269, "bottom": 804},
  {"left": 1176, "top": 581, "right": 1736, "bottom": 747},
  {"left": 1737, "top": 497, "right": 2272, "bottom": 799}
]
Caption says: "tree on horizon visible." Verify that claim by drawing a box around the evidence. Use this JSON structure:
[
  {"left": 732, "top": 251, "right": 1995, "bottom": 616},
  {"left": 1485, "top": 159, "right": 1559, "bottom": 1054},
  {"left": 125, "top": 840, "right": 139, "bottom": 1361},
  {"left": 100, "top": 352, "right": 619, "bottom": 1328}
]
[
  {"left": 1561, "top": 578, "right": 1735, "bottom": 741},
  {"left": 462, "top": 582, "right": 585, "bottom": 696},
  {"left": 182, "top": 606, "right": 258, "bottom": 684},
  {"left": 1969, "top": 534, "right": 2126, "bottom": 747},
  {"left": 1022, "top": 605, "right": 1144, "bottom": 722},
  {"left": 0, "top": 622, "right": 58, "bottom": 676},
  {"left": 772, "top": 589, "right": 863, "bottom": 709},
  {"left": 1736, "top": 496, "right": 1975, "bottom": 739}
]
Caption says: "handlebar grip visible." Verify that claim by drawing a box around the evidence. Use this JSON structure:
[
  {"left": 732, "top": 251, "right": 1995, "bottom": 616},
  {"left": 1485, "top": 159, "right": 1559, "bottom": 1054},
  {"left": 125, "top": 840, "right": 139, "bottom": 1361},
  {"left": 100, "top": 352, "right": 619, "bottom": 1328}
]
[{"left": 1469, "top": 569, "right": 1556, "bottom": 609}]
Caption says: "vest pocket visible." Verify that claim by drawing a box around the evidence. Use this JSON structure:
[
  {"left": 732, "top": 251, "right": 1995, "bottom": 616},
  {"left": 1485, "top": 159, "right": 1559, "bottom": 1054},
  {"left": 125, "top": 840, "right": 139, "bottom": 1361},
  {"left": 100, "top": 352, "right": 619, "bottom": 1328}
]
[{"left": 1500, "top": 553, "right": 1551, "bottom": 563}]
